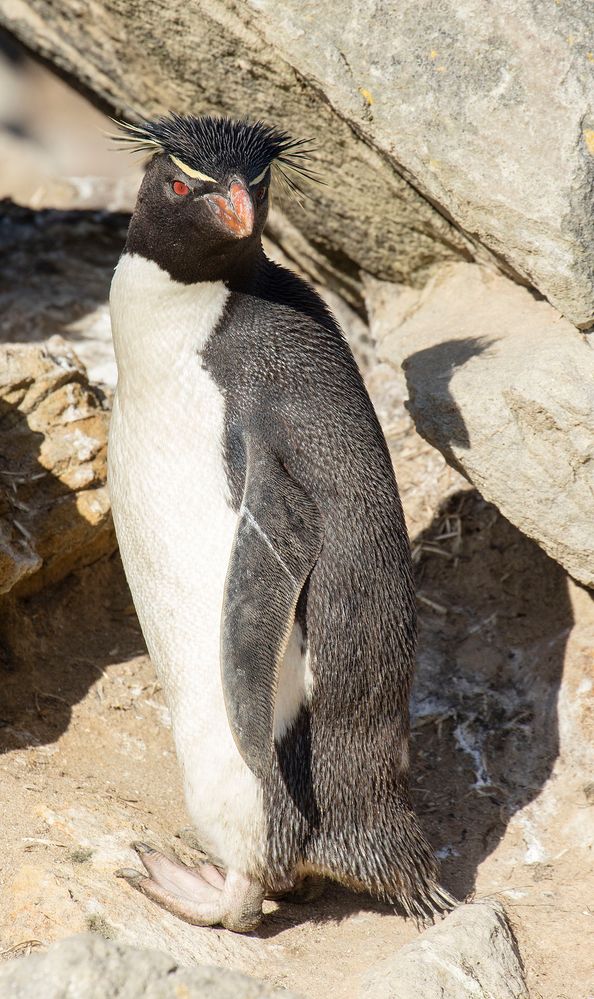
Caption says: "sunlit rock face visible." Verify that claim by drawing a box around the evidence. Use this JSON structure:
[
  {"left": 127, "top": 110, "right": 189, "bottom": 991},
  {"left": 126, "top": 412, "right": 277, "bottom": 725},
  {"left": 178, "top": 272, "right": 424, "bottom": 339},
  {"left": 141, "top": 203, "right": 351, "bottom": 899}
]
[
  {"left": 0, "top": 336, "right": 115, "bottom": 596},
  {"left": 372, "top": 262, "right": 594, "bottom": 589},
  {"left": 2, "top": 0, "right": 593, "bottom": 325}
]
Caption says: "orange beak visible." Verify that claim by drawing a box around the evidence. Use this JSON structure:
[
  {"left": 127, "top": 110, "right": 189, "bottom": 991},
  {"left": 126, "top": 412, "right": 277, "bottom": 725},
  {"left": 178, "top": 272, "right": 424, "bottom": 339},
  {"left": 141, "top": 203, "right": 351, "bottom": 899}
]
[{"left": 205, "top": 180, "right": 254, "bottom": 238}]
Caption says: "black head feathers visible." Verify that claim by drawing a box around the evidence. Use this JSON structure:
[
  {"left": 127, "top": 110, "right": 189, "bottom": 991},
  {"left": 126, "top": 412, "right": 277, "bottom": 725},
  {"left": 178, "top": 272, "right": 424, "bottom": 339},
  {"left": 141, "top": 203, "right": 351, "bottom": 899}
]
[{"left": 113, "top": 113, "right": 318, "bottom": 195}]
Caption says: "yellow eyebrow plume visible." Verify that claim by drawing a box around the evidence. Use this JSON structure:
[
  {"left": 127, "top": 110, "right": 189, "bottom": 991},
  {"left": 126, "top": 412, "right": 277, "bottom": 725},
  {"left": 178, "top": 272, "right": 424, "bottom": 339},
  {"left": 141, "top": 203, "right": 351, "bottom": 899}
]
[
  {"left": 170, "top": 154, "right": 217, "bottom": 183},
  {"left": 249, "top": 167, "right": 270, "bottom": 186}
]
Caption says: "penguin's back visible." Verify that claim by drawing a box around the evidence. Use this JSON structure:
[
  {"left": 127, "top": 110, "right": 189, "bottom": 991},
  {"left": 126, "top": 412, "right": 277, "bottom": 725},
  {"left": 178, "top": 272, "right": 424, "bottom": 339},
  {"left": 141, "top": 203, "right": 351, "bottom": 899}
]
[{"left": 203, "top": 259, "right": 437, "bottom": 911}]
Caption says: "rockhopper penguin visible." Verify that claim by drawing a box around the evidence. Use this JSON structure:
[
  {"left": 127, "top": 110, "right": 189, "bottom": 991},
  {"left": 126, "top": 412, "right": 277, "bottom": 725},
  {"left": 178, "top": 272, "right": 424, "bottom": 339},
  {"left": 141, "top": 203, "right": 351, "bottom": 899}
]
[{"left": 108, "top": 113, "right": 454, "bottom": 932}]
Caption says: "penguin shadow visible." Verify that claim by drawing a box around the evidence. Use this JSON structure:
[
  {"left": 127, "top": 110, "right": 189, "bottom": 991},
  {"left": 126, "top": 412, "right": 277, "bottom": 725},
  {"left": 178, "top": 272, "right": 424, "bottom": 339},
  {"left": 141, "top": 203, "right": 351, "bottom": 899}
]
[
  {"left": 408, "top": 487, "right": 571, "bottom": 902},
  {"left": 0, "top": 394, "right": 143, "bottom": 756},
  {"left": 401, "top": 335, "right": 495, "bottom": 449},
  {"left": 255, "top": 882, "right": 403, "bottom": 938},
  {"left": 256, "top": 488, "right": 571, "bottom": 934}
]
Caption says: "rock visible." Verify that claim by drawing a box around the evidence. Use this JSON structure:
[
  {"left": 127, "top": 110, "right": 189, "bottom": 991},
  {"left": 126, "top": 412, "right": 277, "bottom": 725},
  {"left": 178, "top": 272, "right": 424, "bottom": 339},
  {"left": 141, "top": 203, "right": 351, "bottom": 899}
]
[
  {"left": 0, "top": 337, "right": 116, "bottom": 596},
  {"left": 0, "top": 0, "right": 473, "bottom": 306},
  {"left": 0, "top": 933, "right": 303, "bottom": 998},
  {"left": 1, "top": 2, "right": 592, "bottom": 325},
  {"left": 26, "top": 175, "right": 140, "bottom": 214},
  {"left": 251, "top": 0, "right": 594, "bottom": 327},
  {"left": 361, "top": 901, "right": 527, "bottom": 999},
  {"left": 0, "top": 200, "right": 128, "bottom": 385},
  {"left": 375, "top": 262, "right": 594, "bottom": 588}
]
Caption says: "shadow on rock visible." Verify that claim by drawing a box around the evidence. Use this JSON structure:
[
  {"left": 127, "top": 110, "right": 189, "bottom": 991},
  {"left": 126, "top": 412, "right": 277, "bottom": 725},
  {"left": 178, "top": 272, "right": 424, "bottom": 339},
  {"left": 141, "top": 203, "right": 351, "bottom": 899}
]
[
  {"left": 410, "top": 488, "right": 570, "bottom": 900},
  {"left": 0, "top": 200, "right": 129, "bottom": 348},
  {"left": 253, "top": 882, "right": 398, "bottom": 938},
  {"left": 0, "top": 553, "right": 144, "bottom": 756},
  {"left": 402, "top": 336, "right": 495, "bottom": 449},
  {"left": 0, "top": 376, "right": 143, "bottom": 756}
]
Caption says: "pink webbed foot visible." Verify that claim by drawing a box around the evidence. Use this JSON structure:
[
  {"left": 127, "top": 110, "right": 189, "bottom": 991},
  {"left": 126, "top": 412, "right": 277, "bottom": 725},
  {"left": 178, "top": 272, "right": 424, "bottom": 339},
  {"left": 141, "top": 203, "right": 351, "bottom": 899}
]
[{"left": 115, "top": 841, "right": 263, "bottom": 932}]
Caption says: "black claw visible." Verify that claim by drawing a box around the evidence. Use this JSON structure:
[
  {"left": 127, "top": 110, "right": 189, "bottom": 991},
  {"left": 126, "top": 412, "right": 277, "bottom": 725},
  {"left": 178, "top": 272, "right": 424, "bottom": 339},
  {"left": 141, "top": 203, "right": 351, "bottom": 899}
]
[
  {"left": 115, "top": 867, "right": 144, "bottom": 882},
  {"left": 131, "top": 840, "right": 156, "bottom": 855}
]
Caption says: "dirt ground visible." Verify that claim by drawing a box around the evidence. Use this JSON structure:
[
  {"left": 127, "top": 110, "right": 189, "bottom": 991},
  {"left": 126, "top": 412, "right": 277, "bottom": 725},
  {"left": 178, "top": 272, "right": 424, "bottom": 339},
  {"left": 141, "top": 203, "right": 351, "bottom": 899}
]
[
  {"left": 0, "top": 376, "right": 592, "bottom": 998},
  {"left": 0, "top": 37, "right": 593, "bottom": 999}
]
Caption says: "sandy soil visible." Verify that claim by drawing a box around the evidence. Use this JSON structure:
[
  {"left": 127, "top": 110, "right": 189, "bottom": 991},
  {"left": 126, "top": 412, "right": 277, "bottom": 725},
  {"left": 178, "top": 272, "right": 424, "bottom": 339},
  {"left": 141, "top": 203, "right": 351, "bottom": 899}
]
[{"left": 0, "top": 387, "right": 592, "bottom": 998}]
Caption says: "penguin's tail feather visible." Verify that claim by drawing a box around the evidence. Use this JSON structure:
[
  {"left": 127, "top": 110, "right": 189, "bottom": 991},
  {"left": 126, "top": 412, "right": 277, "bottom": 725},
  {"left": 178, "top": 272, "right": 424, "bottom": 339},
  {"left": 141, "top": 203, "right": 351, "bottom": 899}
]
[
  {"left": 373, "top": 802, "right": 460, "bottom": 924},
  {"left": 292, "top": 781, "right": 460, "bottom": 923},
  {"left": 396, "top": 878, "right": 458, "bottom": 924},
  {"left": 312, "top": 796, "right": 460, "bottom": 925}
]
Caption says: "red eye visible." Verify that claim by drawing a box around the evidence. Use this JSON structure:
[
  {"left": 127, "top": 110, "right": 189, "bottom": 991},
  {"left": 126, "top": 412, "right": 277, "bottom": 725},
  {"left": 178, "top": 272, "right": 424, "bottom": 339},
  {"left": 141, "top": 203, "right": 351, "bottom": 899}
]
[{"left": 172, "top": 180, "right": 190, "bottom": 196}]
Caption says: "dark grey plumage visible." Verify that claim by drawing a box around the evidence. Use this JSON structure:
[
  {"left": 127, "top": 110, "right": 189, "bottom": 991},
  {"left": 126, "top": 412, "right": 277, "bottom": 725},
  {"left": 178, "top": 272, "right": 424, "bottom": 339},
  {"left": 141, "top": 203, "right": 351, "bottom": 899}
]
[{"left": 204, "top": 258, "right": 454, "bottom": 919}]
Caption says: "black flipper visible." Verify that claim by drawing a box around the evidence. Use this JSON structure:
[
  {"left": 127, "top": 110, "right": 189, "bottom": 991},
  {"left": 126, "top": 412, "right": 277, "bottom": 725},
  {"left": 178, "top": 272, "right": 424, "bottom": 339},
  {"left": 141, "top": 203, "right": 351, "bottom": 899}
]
[{"left": 221, "top": 443, "right": 323, "bottom": 779}]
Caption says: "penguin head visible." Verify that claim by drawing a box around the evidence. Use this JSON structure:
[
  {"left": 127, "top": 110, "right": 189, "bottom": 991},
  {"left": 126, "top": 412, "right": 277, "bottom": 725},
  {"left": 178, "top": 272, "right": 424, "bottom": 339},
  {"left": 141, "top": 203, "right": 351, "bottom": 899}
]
[{"left": 115, "top": 113, "right": 314, "bottom": 284}]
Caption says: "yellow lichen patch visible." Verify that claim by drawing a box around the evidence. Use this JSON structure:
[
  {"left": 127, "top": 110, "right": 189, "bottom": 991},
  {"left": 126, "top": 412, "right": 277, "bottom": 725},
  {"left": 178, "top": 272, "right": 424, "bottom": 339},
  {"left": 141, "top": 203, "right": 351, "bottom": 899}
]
[
  {"left": 583, "top": 129, "right": 594, "bottom": 155},
  {"left": 359, "top": 87, "right": 374, "bottom": 106},
  {"left": 429, "top": 49, "right": 439, "bottom": 59},
  {"left": 587, "top": 52, "right": 594, "bottom": 62}
]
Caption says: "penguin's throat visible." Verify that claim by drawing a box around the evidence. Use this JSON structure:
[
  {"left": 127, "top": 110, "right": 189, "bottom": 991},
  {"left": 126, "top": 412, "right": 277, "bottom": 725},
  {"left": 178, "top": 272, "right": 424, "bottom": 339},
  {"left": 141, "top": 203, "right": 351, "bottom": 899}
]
[{"left": 125, "top": 216, "right": 264, "bottom": 288}]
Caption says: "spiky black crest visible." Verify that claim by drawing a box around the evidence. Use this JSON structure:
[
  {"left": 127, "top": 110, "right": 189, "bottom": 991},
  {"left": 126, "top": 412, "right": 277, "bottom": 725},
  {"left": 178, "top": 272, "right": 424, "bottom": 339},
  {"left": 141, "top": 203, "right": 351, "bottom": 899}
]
[{"left": 113, "top": 112, "right": 318, "bottom": 194}]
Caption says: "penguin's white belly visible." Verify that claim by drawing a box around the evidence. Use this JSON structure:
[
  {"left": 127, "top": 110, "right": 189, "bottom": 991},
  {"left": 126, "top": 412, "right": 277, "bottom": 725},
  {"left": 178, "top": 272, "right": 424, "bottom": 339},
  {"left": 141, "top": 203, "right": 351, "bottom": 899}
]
[
  {"left": 110, "top": 401, "right": 267, "bottom": 871},
  {"left": 108, "top": 255, "right": 265, "bottom": 871},
  {"left": 108, "top": 253, "right": 312, "bottom": 875}
]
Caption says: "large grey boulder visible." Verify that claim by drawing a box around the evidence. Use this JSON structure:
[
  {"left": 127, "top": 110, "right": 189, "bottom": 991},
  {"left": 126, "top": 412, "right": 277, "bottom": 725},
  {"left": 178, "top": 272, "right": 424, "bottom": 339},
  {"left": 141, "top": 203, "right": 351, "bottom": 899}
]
[
  {"left": 1, "top": 0, "right": 592, "bottom": 324},
  {"left": 0, "top": 0, "right": 467, "bottom": 307},
  {"left": 252, "top": 0, "right": 594, "bottom": 328},
  {"left": 375, "top": 262, "right": 594, "bottom": 588},
  {"left": 0, "top": 934, "right": 303, "bottom": 998},
  {"left": 361, "top": 901, "right": 528, "bottom": 999}
]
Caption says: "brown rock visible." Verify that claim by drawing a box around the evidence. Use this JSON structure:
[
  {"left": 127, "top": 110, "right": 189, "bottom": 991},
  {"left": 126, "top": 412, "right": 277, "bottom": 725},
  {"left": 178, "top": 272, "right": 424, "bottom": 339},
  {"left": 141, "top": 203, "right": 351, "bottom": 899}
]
[{"left": 0, "top": 337, "right": 116, "bottom": 595}]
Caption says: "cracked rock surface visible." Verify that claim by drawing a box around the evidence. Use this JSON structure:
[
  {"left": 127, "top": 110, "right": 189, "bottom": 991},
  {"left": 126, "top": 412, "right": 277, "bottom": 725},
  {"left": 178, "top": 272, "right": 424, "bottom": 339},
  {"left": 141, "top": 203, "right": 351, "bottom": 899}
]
[{"left": 0, "top": 336, "right": 115, "bottom": 596}]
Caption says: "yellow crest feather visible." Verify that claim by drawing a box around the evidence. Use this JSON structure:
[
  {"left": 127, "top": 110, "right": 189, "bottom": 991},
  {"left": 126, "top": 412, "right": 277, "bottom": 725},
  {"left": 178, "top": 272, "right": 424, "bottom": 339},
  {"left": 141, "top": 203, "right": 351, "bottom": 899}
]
[{"left": 169, "top": 154, "right": 217, "bottom": 183}]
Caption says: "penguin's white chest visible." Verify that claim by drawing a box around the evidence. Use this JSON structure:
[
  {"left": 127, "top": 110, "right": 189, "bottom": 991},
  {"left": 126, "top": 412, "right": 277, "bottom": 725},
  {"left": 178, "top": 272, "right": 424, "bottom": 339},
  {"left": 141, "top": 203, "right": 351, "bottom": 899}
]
[{"left": 108, "top": 253, "right": 264, "bottom": 870}]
